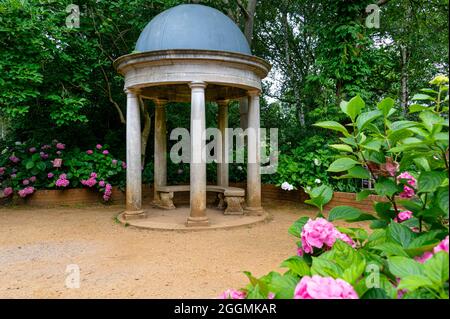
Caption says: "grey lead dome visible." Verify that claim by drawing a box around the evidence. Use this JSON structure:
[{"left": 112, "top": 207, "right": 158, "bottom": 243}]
[{"left": 135, "top": 4, "right": 252, "bottom": 55}]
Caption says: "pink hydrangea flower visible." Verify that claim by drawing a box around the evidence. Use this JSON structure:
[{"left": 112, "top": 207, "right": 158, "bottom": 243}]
[
  {"left": 0, "top": 167, "right": 5, "bottom": 175},
  {"left": 55, "top": 174, "right": 70, "bottom": 188},
  {"left": 29, "top": 147, "right": 37, "bottom": 153},
  {"left": 96, "top": 144, "right": 102, "bottom": 150},
  {"left": 56, "top": 143, "right": 65, "bottom": 150},
  {"left": 9, "top": 156, "right": 20, "bottom": 163},
  {"left": 219, "top": 289, "right": 246, "bottom": 299},
  {"left": 103, "top": 183, "right": 113, "bottom": 201},
  {"left": 297, "top": 247, "right": 304, "bottom": 257},
  {"left": 81, "top": 177, "right": 97, "bottom": 188},
  {"left": 415, "top": 251, "right": 433, "bottom": 264},
  {"left": 86, "top": 150, "right": 93, "bottom": 155},
  {"left": 300, "top": 218, "right": 355, "bottom": 254},
  {"left": 394, "top": 210, "right": 413, "bottom": 223},
  {"left": 90, "top": 172, "right": 97, "bottom": 178},
  {"left": 433, "top": 235, "right": 449, "bottom": 254},
  {"left": 3, "top": 187, "right": 13, "bottom": 197},
  {"left": 112, "top": 159, "right": 118, "bottom": 165},
  {"left": 41, "top": 144, "right": 51, "bottom": 150},
  {"left": 47, "top": 173, "right": 54, "bottom": 179},
  {"left": 397, "top": 172, "right": 416, "bottom": 199},
  {"left": 102, "top": 150, "right": 109, "bottom": 155},
  {"left": 399, "top": 186, "right": 415, "bottom": 199},
  {"left": 268, "top": 292, "right": 276, "bottom": 299},
  {"left": 22, "top": 179, "right": 30, "bottom": 186},
  {"left": 294, "top": 275, "right": 358, "bottom": 299},
  {"left": 122, "top": 162, "right": 127, "bottom": 169},
  {"left": 29, "top": 176, "right": 36, "bottom": 183},
  {"left": 52, "top": 158, "right": 63, "bottom": 168},
  {"left": 18, "top": 186, "right": 35, "bottom": 198},
  {"left": 40, "top": 152, "right": 49, "bottom": 159},
  {"left": 415, "top": 236, "right": 449, "bottom": 263},
  {"left": 99, "top": 180, "right": 106, "bottom": 187}
]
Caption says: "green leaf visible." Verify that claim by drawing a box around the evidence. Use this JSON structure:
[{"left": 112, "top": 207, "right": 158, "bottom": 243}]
[
  {"left": 329, "top": 144, "right": 353, "bottom": 153},
  {"left": 377, "top": 97, "right": 395, "bottom": 117},
  {"left": 337, "top": 166, "right": 370, "bottom": 179},
  {"left": 387, "top": 222, "right": 416, "bottom": 248},
  {"left": 280, "top": 256, "right": 310, "bottom": 277},
  {"left": 327, "top": 158, "right": 359, "bottom": 172},
  {"left": 398, "top": 275, "right": 434, "bottom": 292},
  {"left": 311, "top": 258, "right": 343, "bottom": 278},
  {"left": 371, "top": 243, "right": 409, "bottom": 257},
  {"left": 412, "top": 93, "right": 435, "bottom": 101},
  {"left": 314, "top": 121, "right": 350, "bottom": 136},
  {"left": 409, "top": 104, "right": 429, "bottom": 113},
  {"left": 267, "top": 272, "right": 298, "bottom": 299},
  {"left": 374, "top": 202, "right": 395, "bottom": 220},
  {"left": 374, "top": 177, "right": 400, "bottom": 197},
  {"left": 418, "top": 171, "right": 446, "bottom": 193},
  {"left": 356, "top": 189, "right": 373, "bottom": 201},
  {"left": 36, "top": 161, "right": 46, "bottom": 171},
  {"left": 25, "top": 160, "right": 34, "bottom": 170},
  {"left": 328, "top": 206, "right": 375, "bottom": 222},
  {"left": 304, "top": 185, "right": 333, "bottom": 211},
  {"left": 288, "top": 216, "right": 309, "bottom": 238},
  {"left": 423, "top": 252, "right": 449, "bottom": 285},
  {"left": 341, "top": 95, "right": 364, "bottom": 122},
  {"left": 436, "top": 187, "right": 449, "bottom": 215},
  {"left": 419, "top": 111, "right": 443, "bottom": 132},
  {"left": 387, "top": 256, "right": 423, "bottom": 278},
  {"left": 342, "top": 260, "right": 366, "bottom": 285},
  {"left": 356, "top": 110, "right": 383, "bottom": 130},
  {"left": 360, "top": 140, "right": 382, "bottom": 152},
  {"left": 361, "top": 288, "right": 389, "bottom": 299}
]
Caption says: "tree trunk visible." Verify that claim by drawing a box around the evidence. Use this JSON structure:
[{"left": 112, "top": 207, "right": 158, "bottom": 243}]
[
  {"left": 282, "top": 9, "right": 305, "bottom": 127},
  {"left": 400, "top": 44, "right": 409, "bottom": 115},
  {"left": 244, "top": 0, "right": 257, "bottom": 46},
  {"left": 139, "top": 98, "right": 152, "bottom": 166}
]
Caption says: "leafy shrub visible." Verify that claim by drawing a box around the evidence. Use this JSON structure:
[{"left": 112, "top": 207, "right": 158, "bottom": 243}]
[
  {"left": 220, "top": 76, "right": 449, "bottom": 300},
  {"left": 1, "top": 140, "right": 125, "bottom": 201},
  {"left": 275, "top": 136, "right": 360, "bottom": 192}
]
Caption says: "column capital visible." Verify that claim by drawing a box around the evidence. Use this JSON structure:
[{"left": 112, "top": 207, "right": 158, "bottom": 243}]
[
  {"left": 216, "top": 99, "right": 229, "bottom": 107},
  {"left": 189, "top": 81, "right": 207, "bottom": 90},
  {"left": 124, "top": 87, "right": 141, "bottom": 95},
  {"left": 247, "top": 89, "right": 261, "bottom": 97},
  {"left": 154, "top": 98, "right": 169, "bottom": 107}
]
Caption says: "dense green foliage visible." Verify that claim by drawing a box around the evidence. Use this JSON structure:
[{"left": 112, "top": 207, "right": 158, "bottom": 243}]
[
  {"left": 1, "top": 0, "right": 448, "bottom": 188},
  {"left": 224, "top": 77, "right": 449, "bottom": 299}
]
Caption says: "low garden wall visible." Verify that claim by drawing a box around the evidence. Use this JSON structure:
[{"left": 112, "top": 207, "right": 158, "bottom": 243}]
[{"left": 1, "top": 184, "right": 381, "bottom": 212}]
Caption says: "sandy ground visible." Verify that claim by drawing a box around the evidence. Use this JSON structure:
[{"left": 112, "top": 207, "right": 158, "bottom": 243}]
[{"left": 0, "top": 200, "right": 366, "bottom": 299}]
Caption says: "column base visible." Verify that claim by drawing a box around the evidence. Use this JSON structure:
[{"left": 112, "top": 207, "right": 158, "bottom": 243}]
[
  {"left": 186, "top": 216, "right": 209, "bottom": 227},
  {"left": 244, "top": 206, "right": 265, "bottom": 216},
  {"left": 123, "top": 210, "right": 146, "bottom": 220}
]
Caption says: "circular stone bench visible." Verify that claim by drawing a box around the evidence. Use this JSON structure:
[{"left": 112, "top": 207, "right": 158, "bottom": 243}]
[{"left": 154, "top": 185, "right": 245, "bottom": 215}]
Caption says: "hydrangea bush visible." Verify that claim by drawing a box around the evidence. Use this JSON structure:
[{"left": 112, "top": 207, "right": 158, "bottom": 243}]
[
  {"left": 0, "top": 140, "right": 126, "bottom": 201},
  {"left": 221, "top": 76, "right": 449, "bottom": 299}
]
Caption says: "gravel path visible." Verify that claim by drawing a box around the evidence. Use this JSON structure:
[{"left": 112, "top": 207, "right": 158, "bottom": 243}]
[{"left": 0, "top": 200, "right": 362, "bottom": 298}]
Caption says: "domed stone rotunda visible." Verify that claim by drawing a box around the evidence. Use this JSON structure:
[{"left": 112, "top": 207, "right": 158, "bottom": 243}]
[{"left": 114, "top": 4, "right": 271, "bottom": 227}]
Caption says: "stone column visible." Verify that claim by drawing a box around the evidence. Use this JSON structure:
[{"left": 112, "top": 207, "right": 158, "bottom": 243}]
[
  {"left": 239, "top": 97, "right": 248, "bottom": 130},
  {"left": 246, "top": 90, "right": 263, "bottom": 214},
  {"left": 217, "top": 100, "right": 229, "bottom": 187},
  {"left": 187, "top": 81, "right": 209, "bottom": 226},
  {"left": 153, "top": 99, "right": 168, "bottom": 204},
  {"left": 124, "top": 88, "right": 145, "bottom": 219}
]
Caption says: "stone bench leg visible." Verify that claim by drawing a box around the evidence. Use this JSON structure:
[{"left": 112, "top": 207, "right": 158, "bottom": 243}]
[
  {"left": 159, "top": 192, "right": 176, "bottom": 210},
  {"left": 217, "top": 193, "right": 226, "bottom": 210},
  {"left": 224, "top": 196, "right": 244, "bottom": 215}
]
